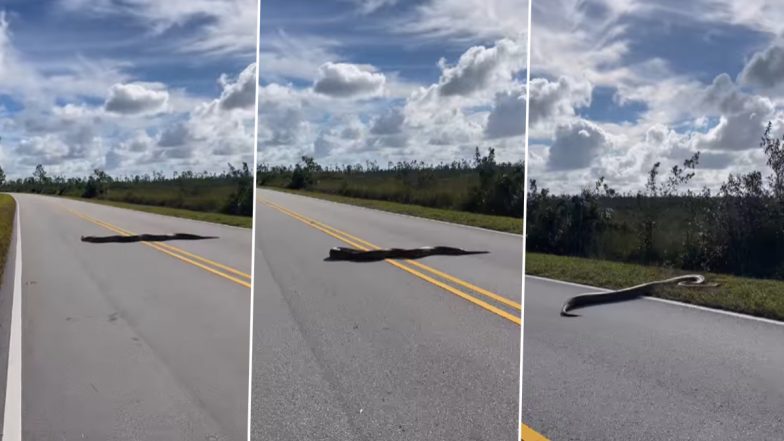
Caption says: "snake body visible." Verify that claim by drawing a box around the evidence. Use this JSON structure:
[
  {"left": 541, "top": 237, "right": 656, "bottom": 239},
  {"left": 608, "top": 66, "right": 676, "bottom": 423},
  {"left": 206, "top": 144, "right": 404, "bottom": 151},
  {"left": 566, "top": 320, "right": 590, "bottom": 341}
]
[
  {"left": 328, "top": 246, "right": 488, "bottom": 262},
  {"left": 560, "top": 274, "right": 717, "bottom": 317},
  {"left": 81, "top": 233, "right": 217, "bottom": 243}
]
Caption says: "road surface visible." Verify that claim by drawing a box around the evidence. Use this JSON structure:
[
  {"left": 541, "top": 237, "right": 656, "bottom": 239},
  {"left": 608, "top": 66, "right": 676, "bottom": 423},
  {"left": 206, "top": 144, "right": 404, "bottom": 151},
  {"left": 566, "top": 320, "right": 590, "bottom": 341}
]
[
  {"left": 522, "top": 275, "right": 784, "bottom": 440},
  {"left": 252, "top": 189, "right": 522, "bottom": 440},
  {"left": 9, "top": 194, "right": 251, "bottom": 440}
]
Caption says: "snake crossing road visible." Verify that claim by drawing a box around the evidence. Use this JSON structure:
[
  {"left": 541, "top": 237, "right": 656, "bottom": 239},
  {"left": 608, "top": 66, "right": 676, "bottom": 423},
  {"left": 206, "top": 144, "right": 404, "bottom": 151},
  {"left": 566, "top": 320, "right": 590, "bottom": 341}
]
[
  {"left": 560, "top": 274, "right": 718, "bottom": 317},
  {"left": 327, "top": 246, "right": 489, "bottom": 262},
  {"left": 81, "top": 233, "right": 217, "bottom": 243}
]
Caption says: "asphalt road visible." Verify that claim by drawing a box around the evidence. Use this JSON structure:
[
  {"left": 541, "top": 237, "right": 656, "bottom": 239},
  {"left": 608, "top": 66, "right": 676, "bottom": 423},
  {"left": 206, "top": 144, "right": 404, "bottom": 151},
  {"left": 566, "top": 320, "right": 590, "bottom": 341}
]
[
  {"left": 252, "top": 189, "right": 522, "bottom": 440},
  {"left": 522, "top": 276, "right": 784, "bottom": 440},
  {"left": 11, "top": 194, "right": 251, "bottom": 440}
]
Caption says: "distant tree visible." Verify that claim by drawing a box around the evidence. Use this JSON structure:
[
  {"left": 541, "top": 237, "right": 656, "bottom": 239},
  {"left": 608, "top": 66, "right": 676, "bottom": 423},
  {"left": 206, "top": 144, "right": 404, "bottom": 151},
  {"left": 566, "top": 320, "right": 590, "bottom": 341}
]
[
  {"left": 224, "top": 162, "right": 254, "bottom": 215},
  {"left": 33, "top": 164, "right": 49, "bottom": 184},
  {"left": 761, "top": 122, "right": 784, "bottom": 198},
  {"left": 81, "top": 169, "right": 112, "bottom": 198},
  {"left": 288, "top": 156, "right": 321, "bottom": 189},
  {"left": 0, "top": 165, "right": 5, "bottom": 187}
]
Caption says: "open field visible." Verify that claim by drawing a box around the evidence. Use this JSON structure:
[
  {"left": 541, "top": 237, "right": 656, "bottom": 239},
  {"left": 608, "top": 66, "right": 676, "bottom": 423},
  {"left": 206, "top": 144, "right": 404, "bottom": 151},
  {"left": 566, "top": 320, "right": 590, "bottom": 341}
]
[{"left": 526, "top": 252, "right": 784, "bottom": 321}]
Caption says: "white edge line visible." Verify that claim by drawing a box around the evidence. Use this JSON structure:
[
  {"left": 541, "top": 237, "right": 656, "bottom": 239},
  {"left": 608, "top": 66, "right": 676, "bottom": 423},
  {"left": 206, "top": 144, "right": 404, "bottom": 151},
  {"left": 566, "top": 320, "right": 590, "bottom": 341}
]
[
  {"left": 247, "top": 1, "right": 261, "bottom": 438},
  {"left": 3, "top": 196, "right": 22, "bottom": 440},
  {"left": 259, "top": 188, "right": 522, "bottom": 238},
  {"left": 526, "top": 274, "right": 784, "bottom": 327},
  {"left": 519, "top": 0, "right": 533, "bottom": 437}
]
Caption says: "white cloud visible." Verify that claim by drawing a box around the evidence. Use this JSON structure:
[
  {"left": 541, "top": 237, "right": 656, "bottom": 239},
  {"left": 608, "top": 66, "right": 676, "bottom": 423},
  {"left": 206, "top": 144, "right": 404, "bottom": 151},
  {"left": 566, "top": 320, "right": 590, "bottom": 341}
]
[
  {"left": 400, "top": 0, "right": 527, "bottom": 42},
  {"left": 740, "top": 43, "right": 784, "bottom": 90},
  {"left": 0, "top": 5, "right": 255, "bottom": 179},
  {"left": 348, "top": 0, "right": 398, "bottom": 14},
  {"left": 547, "top": 119, "right": 612, "bottom": 171},
  {"left": 218, "top": 63, "right": 257, "bottom": 110},
  {"left": 371, "top": 107, "right": 405, "bottom": 135},
  {"left": 437, "top": 38, "right": 524, "bottom": 97},
  {"left": 157, "top": 122, "right": 190, "bottom": 147},
  {"left": 527, "top": 0, "right": 784, "bottom": 192},
  {"left": 259, "top": 31, "right": 341, "bottom": 83},
  {"left": 697, "top": 74, "right": 776, "bottom": 151},
  {"left": 60, "top": 0, "right": 257, "bottom": 56},
  {"left": 313, "top": 62, "right": 386, "bottom": 98},
  {"left": 104, "top": 83, "right": 169, "bottom": 115},
  {"left": 485, "top": 86, "right": 526, "bottom": 138},
  {"left": 529, "top": 76, "right": 592, "bottom": 127}
]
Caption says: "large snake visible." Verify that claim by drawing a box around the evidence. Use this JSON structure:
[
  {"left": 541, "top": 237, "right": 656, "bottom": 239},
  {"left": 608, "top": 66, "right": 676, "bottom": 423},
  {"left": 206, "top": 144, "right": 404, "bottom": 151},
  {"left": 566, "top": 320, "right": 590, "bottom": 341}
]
[
  {"left": 328, "top": 246, "right": 488, "bottom": 262},
  {"left": 560, "top": 274, "right": 718, "bottom": 317},
  {"left": 81, "top": 233, "right": 217, "bottom": 243}
]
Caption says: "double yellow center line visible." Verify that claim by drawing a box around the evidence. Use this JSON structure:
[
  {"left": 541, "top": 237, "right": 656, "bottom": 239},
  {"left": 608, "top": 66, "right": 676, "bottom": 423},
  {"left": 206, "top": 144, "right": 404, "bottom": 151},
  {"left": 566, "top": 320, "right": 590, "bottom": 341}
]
[
  {"left": 66, "top": 208, "right": 251, "bottom": 289},
  {"left": 260, "top": 198, "right": 521, "bottom": 325},
  {"left": 260, "top": 198, "right": 548, "bottom": 440}
]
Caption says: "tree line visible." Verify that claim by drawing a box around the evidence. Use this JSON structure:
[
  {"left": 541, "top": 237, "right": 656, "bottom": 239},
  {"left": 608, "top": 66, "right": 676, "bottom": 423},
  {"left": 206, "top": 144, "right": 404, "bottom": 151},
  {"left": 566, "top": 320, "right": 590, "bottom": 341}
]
[
  {"left": 0, "top": 163, "right": 254, "bottom": 216},
  {"left": 258, "top": 148, "right": 525, "bottom": 218},
  {"left": 527, "top": 122, "right": 784, "bottom": 279}
]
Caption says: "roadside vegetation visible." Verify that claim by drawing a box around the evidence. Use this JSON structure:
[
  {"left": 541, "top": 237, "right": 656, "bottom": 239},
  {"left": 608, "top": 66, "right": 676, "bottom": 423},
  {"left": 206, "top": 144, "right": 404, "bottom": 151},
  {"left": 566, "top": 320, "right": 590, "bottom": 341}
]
[
  {"left": 0, "top": 195, "right": 16, "bottom": 286},
  {"left": 527, "top": 123, "right": 784, "bottom": 318},
  {"left": 258, "top": 147, "right": 524, "bottom": 232},
  {"left": 527, "top": 252, "right": 784, "bottom": 321},
  {"left": 0, "top": 163, "right": 253, "bottom": 227},
  {"left": 270, "top": 188, "right": 522, "bottom": 233}
]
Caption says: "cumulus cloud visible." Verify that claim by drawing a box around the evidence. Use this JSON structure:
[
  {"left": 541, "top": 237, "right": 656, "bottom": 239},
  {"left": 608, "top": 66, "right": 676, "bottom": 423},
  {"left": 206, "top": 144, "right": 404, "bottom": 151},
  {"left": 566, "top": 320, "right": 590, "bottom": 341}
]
[
  {"left": 485, "top": 86, "right": 526, "bottom": 138},
  {"left": 157, "top": 122, "right": 190, "bottom": 147},
  {"left": 257, "top": 7, "right": 527, "bottom": 166},
  {"left": 697, "top": 73, "right": 776, "bottom": 151},
  {"left": 104, "top": 83, "right": 169, "bottom": 115},
  {"left": 437, "top": 38, "right": 525, "bottom": 97},
  {"left": 0, "top": 3, "right": 255, "bottom": 179},
  {"left": 740, "top": 43, "right": 784, "bottom": 90},
  {"left": 313, "top": 62, "right": 386, "bottom": 98},
  {"left": 371, "top": 107, "right": 405, "bottom": 135},
  {"left": 257, "top": 83, "right": 310, "bottom": 148},
  {"left": 522, "top": 0, "right": 784, "bottom": 193},
  {"left": 218, "top": 63, "right": 256, "bottom": 110},
  {"left": 529, "top": 76, "right": 592, "bottom": 126},
  {"left": 547, "top": 119, "right": 611, "bottom": 171}
]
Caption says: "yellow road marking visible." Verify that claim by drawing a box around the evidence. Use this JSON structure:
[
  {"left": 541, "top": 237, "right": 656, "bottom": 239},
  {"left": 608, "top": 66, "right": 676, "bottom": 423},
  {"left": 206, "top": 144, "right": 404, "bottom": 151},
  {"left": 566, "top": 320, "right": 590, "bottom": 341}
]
[
  {"left": 521, "top": 424, "right": 550, "bottom": 441},
  {"left": 77, "top": 216, "right": 251, "bottom": 280},
  {"left": 259, "top": 198, "right": 521, "bottom": 326},
  {"left": 265, "top": 200, "right": 521, "bottom": 311},
  {"left": 66, "top": 208, "right": 251, "bottom": 289}
]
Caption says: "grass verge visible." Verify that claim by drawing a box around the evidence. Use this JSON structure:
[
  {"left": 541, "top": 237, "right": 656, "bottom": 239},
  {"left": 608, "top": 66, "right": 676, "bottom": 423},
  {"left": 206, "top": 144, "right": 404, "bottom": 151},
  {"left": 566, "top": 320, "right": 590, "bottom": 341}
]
[
  {"left": 262, "top": 187, "right": 522, "bottom": 234},
  {"left": 526, "top": 252, "right": 784, "bottom": 322},
  {"left": 66, "top": 197, "right": 252, "bottom": 228},
  {"left": 0, "top": 195, "right": 16, "bottom": 286}
]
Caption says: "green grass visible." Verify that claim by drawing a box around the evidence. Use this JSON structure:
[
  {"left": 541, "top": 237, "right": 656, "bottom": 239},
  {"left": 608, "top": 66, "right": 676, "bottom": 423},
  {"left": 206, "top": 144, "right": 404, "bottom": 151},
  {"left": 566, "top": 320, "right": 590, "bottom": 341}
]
[
  {"left": 65, "top": 197, "right": 252, "bottom": 228},
  {"left": 526, "top": 252, "right": 784, "bottom": 321},
  {"left": 263, "top": 187, "right": 523, "bottom": 234},
  {"left": 0, "top": 195, "right": 17, "bottom": 286}
]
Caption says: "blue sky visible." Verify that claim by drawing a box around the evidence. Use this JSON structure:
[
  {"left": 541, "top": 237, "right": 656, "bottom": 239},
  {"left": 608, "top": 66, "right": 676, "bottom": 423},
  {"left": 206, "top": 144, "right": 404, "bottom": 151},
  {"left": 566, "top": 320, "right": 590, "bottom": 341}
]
[
  {"left": 528, "top": 0, "right": 784, "bottom": 193},
  {"left": 0, "top": 0, "right": 257, "bottom": 179},
  {"left": 257, "top": 0, "right": 527, "bottom": 167}
]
